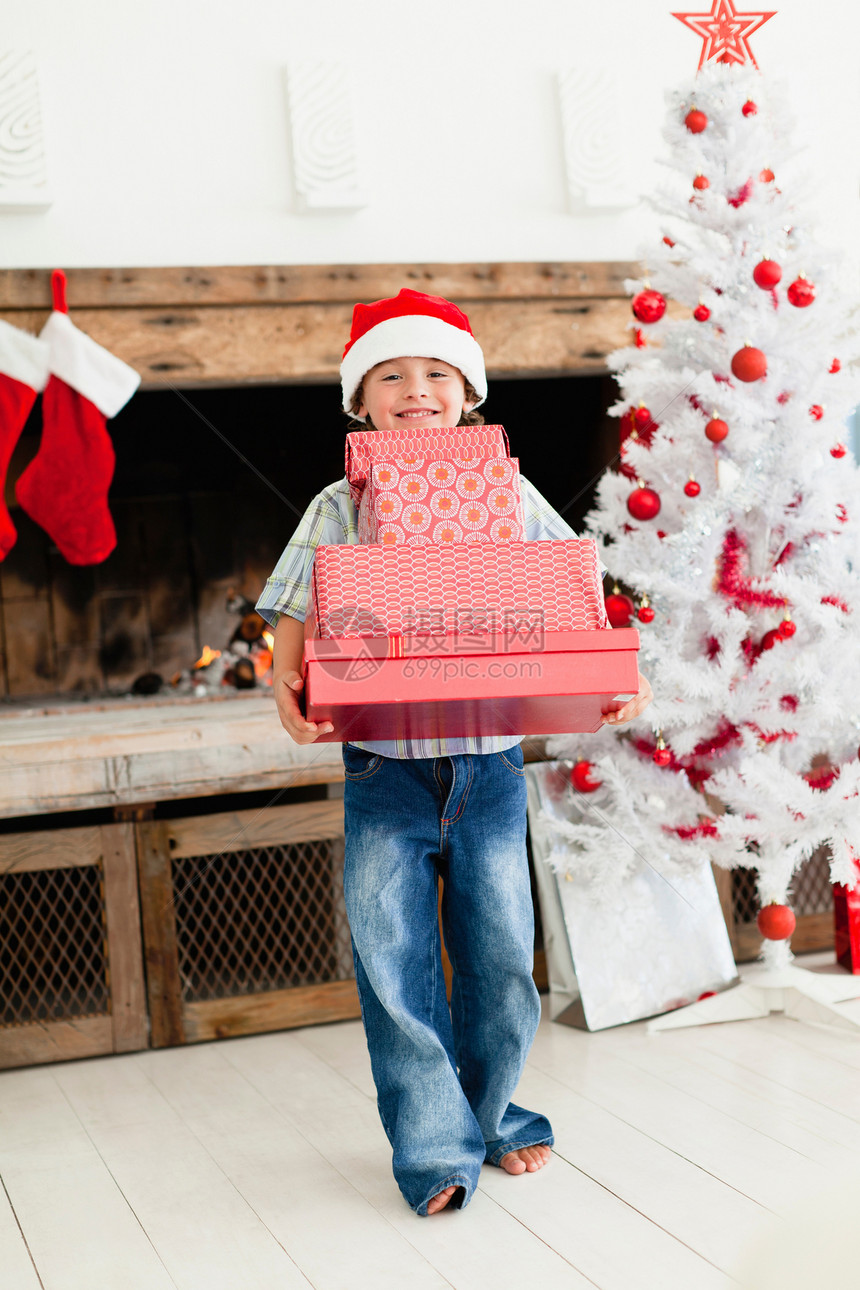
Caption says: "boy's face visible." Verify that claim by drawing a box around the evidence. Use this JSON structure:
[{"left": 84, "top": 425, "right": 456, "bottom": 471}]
[{"left": 358, "top": 356, "right": 472, "bottom": 433}]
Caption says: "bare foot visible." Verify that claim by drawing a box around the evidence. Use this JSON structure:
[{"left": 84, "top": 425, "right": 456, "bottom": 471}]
[
  {"left": 499, "top": 1145, "right": 552, "bottom": 1175},
  {"left": 426, "top": 1185, "right": 459, "bottom": 1215}
]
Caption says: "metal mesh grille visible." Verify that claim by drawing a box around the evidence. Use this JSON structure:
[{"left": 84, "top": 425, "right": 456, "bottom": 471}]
[
  {"left": 0, "top": 865, "right": 110, "bottom": 1026},
  {"left": 791, "top": 848, "right": 834, "bottom": 916},
  {"left": 732, "top": 849, "right": 833, "bottom": 924},
  {"left": 171, "top": 838, "right": 353, "bottom": 1002}
]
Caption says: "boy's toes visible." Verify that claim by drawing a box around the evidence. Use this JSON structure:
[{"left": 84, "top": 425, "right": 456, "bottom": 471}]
[
  {"left": 426, "top": 1185, "right": 458, "bottom": 1215},
  {"left": 500, "top": 1146, "right": 552, "bottom": 1175},
  {"left": 500, "top": 1152, "right": 527, "bottom": 1175}
]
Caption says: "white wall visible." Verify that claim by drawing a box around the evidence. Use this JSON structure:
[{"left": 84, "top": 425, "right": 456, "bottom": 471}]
[{"left": 1, "top": 0, "right": 859, "bottom": 272}]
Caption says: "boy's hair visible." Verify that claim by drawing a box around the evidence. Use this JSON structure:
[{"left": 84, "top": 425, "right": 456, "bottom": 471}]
[{"left": 347, "top": 378, "right": 485, "bottom": 429}]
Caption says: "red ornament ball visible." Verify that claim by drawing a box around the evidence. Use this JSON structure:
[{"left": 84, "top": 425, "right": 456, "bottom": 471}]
[
  {"left": 809, "top": 405, "right": 824, "bottom": 421},
  {"left": 692, "top": 173, "right": 710, "bottom": 191},
  {"left": 693, "top": 303, "right": 711, "bottom": 322},
  {"left": 731, "top": 345, "right": 767, "bottom": 382},
  {"left": 830, "top": 358, "right": 841, "bottom": 373},
  {"left": 632, "top": 289, "right": 667, "bottom": 324},
  {"left": 788, "top": 276, "right": 815, "bottom": 307},
  {"left": 831, "top": 443, "right": 847, "bottom": 458},
  {"left": 627, "top": 486, "right": 662, "bottom": 521},
  {"left": 570, "top": 760, "right": 602, "bottom": 794},
  {"left": 778, "top": 619, "right": 797, "bottom": 639},
  {"left": 753, "top": 258, "right": 782, "bottom": 289},
  {"left": 705, "top": 416, "right": 729, "bottom": 443},
  {"left": 742, "top": 99, "right": 758, "bottom": 117},
  {"left": 605, "top": 592, "right": 635, "bottom": 628},
  {"left": 637, "top": 604, "right": 655, "bottom": 623},
  {"left": 653, "top": 747, "right": 672, "bottom": 767},
  {"left": 759, "top": 166, "right": 775, "bottom": 183},
  {"left": 756, "top": 903, "right": 796, "bottom": 941},
  {"left": 685, "top": 108, "right": 708, "bottom": 133},
  {"left": 760, "top": 628, "right": 781, "bottom": 651},
  {"left": 633, "top": 405, "right": 653, "bottom": 430},
  {"left": 684, "top": 478, "right": 701, "bottom": 497}
]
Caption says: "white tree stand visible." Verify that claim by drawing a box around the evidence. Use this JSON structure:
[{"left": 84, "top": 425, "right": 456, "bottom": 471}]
[{"left": 649, "top": 941, "right": 860, "bottom": 1034}]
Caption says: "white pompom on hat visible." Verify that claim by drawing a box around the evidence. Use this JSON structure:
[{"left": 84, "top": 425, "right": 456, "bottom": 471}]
[{"left": 340, "top": 288, "right": 488, "bottom": 419}]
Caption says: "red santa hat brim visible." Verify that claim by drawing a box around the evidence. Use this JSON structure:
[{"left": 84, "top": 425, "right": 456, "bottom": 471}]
[{"left": 341, "top": 314, "right": 487, "bottom": 418}]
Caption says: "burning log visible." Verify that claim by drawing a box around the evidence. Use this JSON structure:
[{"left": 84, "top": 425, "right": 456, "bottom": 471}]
[
  {"left": 131, "top": 672, "right": 164, "bottom": 695},
  {"left": 232, "top": 658, "right": 256, "bottom": 688}
]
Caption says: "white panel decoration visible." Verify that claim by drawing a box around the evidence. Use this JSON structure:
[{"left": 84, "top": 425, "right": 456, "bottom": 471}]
[
  {"left": 284, "top": 62, "right": 365, "bottom": 212},
  {"left": 557, "top": 67, "right": 633, "bottom": 212},
  {"left": 0, "top": 51, "right": 51, "bottom": 211}
]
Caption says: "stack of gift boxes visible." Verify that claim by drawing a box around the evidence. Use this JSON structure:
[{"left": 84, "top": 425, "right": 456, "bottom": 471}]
[{"left": 303, "top": 424, "right": 640, "bottom": 742}]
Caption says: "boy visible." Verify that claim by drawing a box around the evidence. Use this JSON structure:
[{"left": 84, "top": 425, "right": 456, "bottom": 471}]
[{"left": 257, "top": 289, "right": 652, "bottom": 1216}]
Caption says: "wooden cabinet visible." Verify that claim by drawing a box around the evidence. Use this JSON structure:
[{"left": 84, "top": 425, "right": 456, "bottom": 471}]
[
  {"left": 136, "top": 797, "right": 359, "bottom": 1048},
  {"left": 0, "top": 822, "right": 147, "bottom": 1069}
]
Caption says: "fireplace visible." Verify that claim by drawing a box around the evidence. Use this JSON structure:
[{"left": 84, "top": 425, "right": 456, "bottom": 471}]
[{"left": 1, "top": 372, "right": 618, "bottom": 704}]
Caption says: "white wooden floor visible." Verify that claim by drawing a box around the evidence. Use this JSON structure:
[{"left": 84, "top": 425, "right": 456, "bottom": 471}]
[{"left": 3, "top": 954, "right": 860, "bottom": 1290}]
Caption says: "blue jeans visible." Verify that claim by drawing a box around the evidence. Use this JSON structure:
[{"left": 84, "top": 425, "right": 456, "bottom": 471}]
[{"left": 342, "top": 744, "right": 553, "bottom": 1215}]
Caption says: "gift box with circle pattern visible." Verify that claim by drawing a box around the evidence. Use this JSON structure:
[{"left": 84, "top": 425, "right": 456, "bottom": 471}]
[{"left": 356, "top": 453, "right": 526, "bottom": 546}]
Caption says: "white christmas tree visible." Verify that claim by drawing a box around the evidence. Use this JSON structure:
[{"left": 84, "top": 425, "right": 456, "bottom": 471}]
[{"left": 547, "top": 52, "right": 860, "bottom": 1026}]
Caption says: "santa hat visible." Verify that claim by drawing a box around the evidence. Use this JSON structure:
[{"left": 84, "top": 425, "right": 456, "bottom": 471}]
[{"left": 340, "top": 288, "right": 487, "bottom": 417}]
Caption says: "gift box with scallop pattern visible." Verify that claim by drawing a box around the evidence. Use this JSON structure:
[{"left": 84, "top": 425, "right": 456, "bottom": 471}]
[{"left": 309, "top": 538, "right": 610, "bottom": 638}]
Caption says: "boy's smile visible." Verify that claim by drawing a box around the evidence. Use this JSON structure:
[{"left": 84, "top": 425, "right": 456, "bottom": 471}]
[{"left": 358, "top": 356, "right": 472, "bottom": 434}]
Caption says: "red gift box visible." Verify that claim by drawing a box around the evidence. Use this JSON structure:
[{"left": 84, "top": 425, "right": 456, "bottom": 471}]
[
  {"left": 345, "top": 424, "right": 510, "bottom": 507},
  {"left": 834, "top": 859, "right": 860, "bottom": 974},
  {"left": 302, "top": 626, "right": 639, "bottom": 742},
  {"left": 302, "top": 539, "right": 636, "bottom": 741},
  {"left": 357, "top": 454, "right": 526, "bottom": 546}
]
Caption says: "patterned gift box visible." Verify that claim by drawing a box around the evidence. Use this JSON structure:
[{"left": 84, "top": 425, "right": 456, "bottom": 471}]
[
  {"left": 357, "top": 454, "right": 526, "bottom": 546},
  {"left": 345, "top": 424, "right": 510, "bottom": 507},
  {"left": 309, "top": 539, "right": 610, "bottom": 638}
]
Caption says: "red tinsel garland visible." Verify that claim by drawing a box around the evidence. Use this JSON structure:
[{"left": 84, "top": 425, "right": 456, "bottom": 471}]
[
  {"left": 717, "top": 529, "right": 787, "bottom": 609},
  {"left": 692, "top": 721, "right": 741, "bottom": 757},
  {"left": 747, "top": 723, "right": 798, "bottom": 744},
  {"left": 821, "top": 594, "right": 851, "bottom": 613},
  {"left": 663, "top": 817, "right": 720, "bottom": 840},
  {"left": 727, "top": 178, "right": 754, "bottom": 208}
]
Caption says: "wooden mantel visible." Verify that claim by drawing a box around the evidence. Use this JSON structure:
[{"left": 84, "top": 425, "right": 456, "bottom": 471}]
[
  {"left": 0, "top": 261, "right": 639, "bottom": 389},
  {"left": 0, "top": 692, "right": 345, "bottom": 819}
]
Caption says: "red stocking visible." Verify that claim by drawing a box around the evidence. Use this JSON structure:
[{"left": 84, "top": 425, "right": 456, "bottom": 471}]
[
  {"left": 15, "top": 271, "right": 140, "bottom": 566},
  {"left": 0, "top": 320, "right": 50, "bottom": 559}
]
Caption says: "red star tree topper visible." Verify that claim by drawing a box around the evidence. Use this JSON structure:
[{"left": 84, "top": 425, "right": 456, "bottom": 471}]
[{"left": 673, "top": 0, "right": 776, "bottom": 69}]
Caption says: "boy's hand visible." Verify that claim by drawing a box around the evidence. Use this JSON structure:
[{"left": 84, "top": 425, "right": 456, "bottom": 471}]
[
  {"left": 275, "top": 671, "right": 334, "bottom": 743},
  {"left": 601, "top": 670, "right": 653, "bottom": 727}
]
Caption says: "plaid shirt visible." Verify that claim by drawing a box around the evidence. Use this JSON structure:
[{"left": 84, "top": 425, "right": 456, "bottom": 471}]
[{"left": 257, "top": 475, "right": 580, "bottom": 759}]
